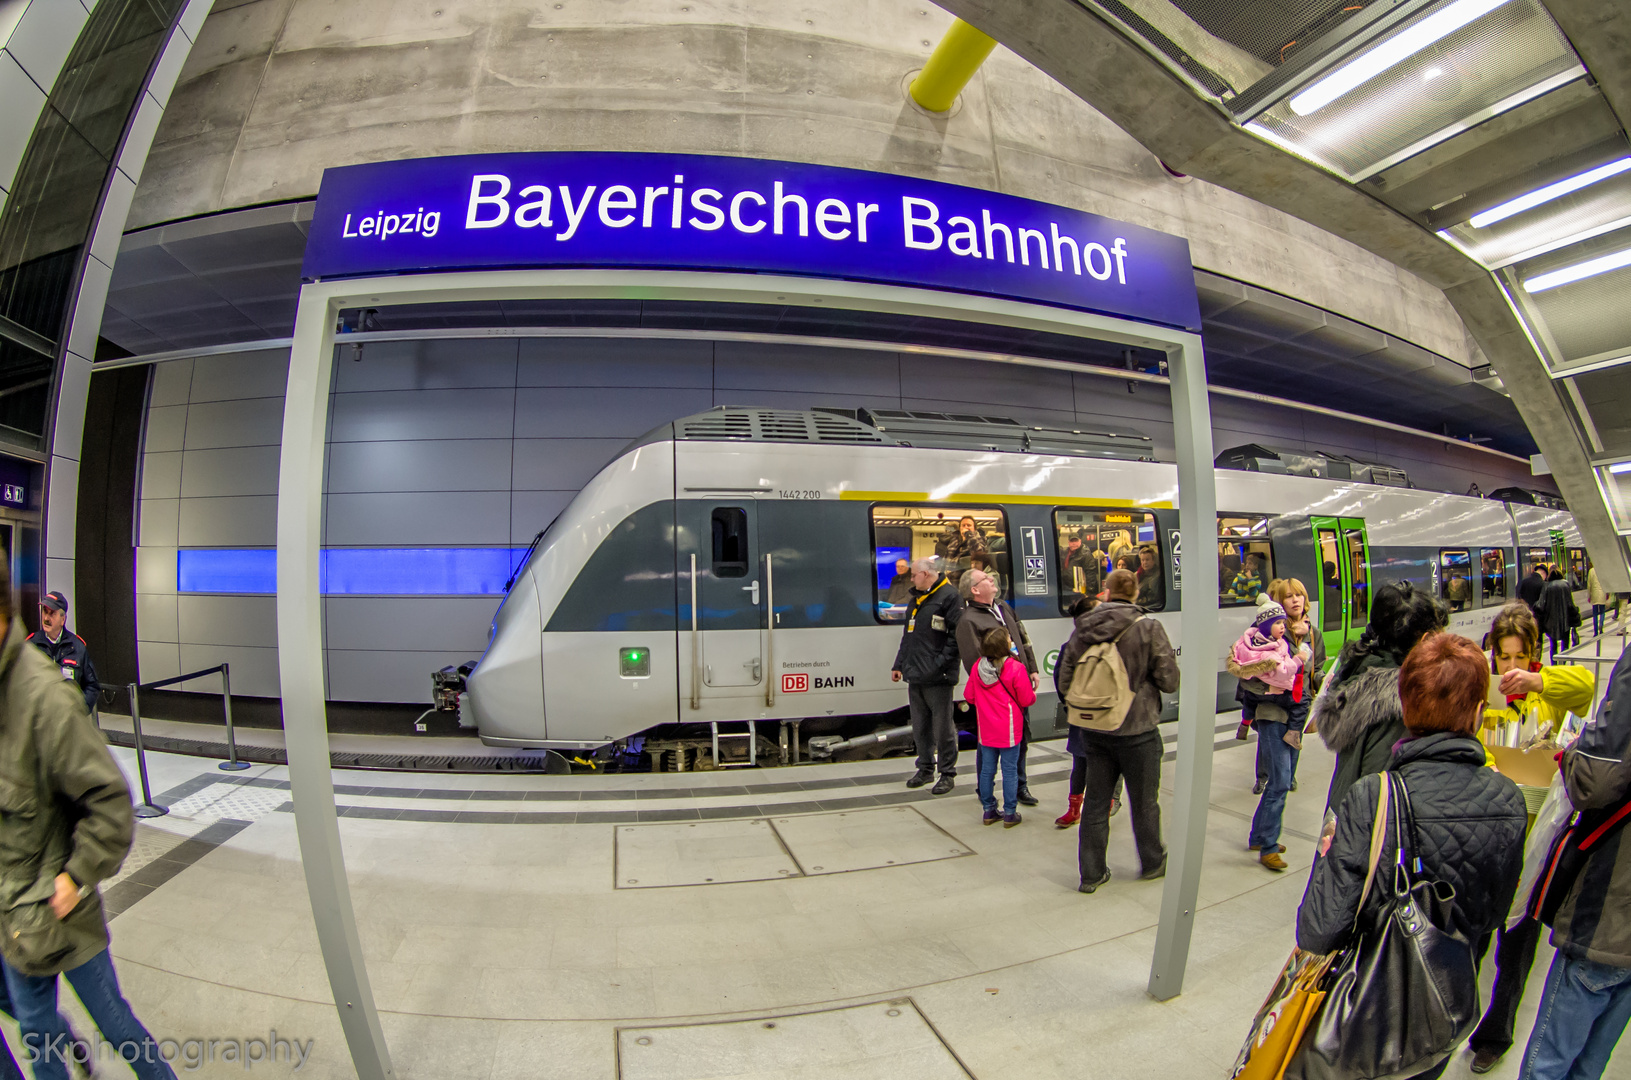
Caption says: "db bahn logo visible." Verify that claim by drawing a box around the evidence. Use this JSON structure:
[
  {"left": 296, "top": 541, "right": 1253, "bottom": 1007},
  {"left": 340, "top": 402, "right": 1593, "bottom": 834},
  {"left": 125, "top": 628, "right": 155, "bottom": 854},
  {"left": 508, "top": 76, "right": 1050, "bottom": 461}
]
[{"left": 782, "top": 673, "right": 809, "bottom": 693}]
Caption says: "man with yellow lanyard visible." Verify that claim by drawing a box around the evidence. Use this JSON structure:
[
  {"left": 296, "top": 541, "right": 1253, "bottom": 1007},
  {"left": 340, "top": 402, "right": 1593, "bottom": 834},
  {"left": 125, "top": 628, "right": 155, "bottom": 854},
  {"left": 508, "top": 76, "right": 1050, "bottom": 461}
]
[{"left": 892, "top": 557, "right": 967, "bottom": 795}]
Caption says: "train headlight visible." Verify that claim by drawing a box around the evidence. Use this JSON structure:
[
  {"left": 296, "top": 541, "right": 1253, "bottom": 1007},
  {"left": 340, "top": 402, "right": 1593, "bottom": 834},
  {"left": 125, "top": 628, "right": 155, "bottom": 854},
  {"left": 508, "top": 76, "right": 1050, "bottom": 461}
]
[{"left": 619, "top": 647, "right": 651, "bottom": 679}]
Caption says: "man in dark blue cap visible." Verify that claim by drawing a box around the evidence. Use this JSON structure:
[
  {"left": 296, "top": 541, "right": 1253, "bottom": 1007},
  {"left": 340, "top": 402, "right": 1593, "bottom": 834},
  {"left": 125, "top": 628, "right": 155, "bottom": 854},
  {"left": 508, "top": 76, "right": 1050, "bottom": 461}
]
[{"left": 27, "top": 592, "right": 100, "bottom": 713}]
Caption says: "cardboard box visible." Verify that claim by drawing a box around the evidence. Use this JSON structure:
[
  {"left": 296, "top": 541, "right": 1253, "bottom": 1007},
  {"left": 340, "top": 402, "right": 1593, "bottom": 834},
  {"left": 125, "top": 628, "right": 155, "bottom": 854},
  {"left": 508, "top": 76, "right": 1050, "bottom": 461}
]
[{"left": 1488, "top": 744, "right": 1561, "bottom": 787}]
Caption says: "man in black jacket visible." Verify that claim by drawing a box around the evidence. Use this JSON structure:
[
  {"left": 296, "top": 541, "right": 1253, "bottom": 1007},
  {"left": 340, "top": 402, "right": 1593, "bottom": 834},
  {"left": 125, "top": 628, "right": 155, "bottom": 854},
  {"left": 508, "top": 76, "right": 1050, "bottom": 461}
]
[
  {"left": 892, "top": 558, "right": 965, "bottom": 794},
  {"left": 1518, "top": 565, "right": 1547, "bottom": 610},
  {"left": 955, "top": 569, "right": 1039, "bottom": 806},
  {"left": 27, "top": 591, "right": 100, "bottom": 713},
  {"left": 1057, "top": 570, "right": 1179, "bottom": 892}
]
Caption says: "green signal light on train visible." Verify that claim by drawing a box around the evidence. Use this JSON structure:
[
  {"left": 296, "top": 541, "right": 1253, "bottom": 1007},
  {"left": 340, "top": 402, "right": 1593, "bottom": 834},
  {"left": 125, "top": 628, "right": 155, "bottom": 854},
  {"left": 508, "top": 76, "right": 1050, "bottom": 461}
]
[{"left": 619, "top": 646, "right": 651, "bottom": 678}]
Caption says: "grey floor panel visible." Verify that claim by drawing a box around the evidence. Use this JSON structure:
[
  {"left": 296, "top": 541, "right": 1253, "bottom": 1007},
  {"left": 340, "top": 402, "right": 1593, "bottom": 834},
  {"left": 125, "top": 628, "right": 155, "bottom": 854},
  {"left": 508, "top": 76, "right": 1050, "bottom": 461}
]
[
  {"left": 617, "top": 999, "right": 970, "bottom": 1080},
  {"left": 614, "top": 818, "right": 801, "bottom": 888},
  {"left": 769, "top": 806, "right": 972, "bottom": 875}
]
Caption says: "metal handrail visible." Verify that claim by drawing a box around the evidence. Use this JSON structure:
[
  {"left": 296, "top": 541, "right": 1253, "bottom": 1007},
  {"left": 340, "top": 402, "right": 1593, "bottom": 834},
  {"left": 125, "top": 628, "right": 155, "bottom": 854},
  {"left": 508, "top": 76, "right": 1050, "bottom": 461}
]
[{"left": 124, "top": 662, "right": 250, "bottom": 819}]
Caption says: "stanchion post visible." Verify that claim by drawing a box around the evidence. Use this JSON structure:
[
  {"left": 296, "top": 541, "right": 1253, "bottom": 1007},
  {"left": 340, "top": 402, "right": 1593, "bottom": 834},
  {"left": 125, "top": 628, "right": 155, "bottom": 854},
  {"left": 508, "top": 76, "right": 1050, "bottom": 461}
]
[
  {"left": 219, "top": 662, "right": 249, "bottom": 771},
  {"left": 126, "top": 683, "right": 168, "bottom": 818}
]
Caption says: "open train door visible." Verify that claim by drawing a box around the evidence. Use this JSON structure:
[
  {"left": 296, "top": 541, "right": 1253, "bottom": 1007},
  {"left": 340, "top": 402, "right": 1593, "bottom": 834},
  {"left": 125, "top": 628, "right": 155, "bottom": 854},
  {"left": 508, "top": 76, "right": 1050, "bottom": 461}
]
[{"left": 1312, "top": 516, "right": 1372, "bottom": 660}]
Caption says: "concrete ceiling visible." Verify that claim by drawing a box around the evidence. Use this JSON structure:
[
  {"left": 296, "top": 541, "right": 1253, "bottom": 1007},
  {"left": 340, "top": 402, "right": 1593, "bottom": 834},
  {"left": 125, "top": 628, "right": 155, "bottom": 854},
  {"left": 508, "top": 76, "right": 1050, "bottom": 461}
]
[
  {"left": 95, "top": 195, "right": 1535, "bottom": 455},
  {"left": 934, "top": 0, "right": 1631, "bottom": 586}
]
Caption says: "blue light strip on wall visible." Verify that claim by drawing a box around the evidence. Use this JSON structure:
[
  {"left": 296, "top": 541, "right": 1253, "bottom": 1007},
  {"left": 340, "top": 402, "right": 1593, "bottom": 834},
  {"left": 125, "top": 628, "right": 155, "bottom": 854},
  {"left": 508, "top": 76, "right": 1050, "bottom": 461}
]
[{"left": 177, "top": 548, "right": 531, "bottom": 595}]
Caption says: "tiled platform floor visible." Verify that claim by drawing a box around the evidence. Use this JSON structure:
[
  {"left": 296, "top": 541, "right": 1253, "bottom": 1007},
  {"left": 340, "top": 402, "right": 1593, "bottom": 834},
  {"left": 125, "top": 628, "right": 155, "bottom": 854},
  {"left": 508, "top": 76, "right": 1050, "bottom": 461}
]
[{"left": 0, "top": 714, "right": 1590, "bottom": 1080}]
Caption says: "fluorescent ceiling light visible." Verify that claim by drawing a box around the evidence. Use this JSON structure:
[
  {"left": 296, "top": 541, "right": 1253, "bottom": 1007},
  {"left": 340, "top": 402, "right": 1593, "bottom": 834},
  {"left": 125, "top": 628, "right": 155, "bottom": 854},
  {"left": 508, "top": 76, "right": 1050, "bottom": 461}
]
[
  {"left": 1524, "top": 246, "right": 1631, "bottom": 292},
  {"left": 1611, "top": 462, "right": 1631, "bottom": 475},
  {"left": 1471, "top": 158, "right": 1631, "bottom": 228},
  {"left": 1496, "top": 213, "right": 1631, "bottom": 269},
  {"left": 1289, "top": 0, "right": 1517, "bottom": 116}
]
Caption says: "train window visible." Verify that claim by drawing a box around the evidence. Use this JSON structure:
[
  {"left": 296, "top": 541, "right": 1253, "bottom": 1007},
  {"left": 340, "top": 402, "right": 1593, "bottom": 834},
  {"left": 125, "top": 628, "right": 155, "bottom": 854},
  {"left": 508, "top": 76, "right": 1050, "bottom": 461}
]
[
  {"left": 1440, "top": 550, "right": 1473, "bottom": 612},
  {"left": 1522, "top": 548, "right": 1551, "bottom": 581},
  {"left": 711, "top": 507, "right": 750, "bottom": 578},
  {"left": 1480, "top": 549, "right": 1508, "bottom": 607},
  {"left": 1218, "top": 514, "right": 1275, "bottom": 605},
  {"left": 871, "top": 505, "right": 1009, "bottom": 622},
  {"left": 1053, "top": 508, "right": 1162, "bottom": 614}
]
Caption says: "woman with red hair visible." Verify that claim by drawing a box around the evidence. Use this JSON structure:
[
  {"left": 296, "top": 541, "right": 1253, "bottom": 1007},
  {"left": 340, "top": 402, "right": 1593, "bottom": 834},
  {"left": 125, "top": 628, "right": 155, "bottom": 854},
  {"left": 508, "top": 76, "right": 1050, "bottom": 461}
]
[{"left": 1296, "top": 633, "right": 1528, "bottom": 1079}]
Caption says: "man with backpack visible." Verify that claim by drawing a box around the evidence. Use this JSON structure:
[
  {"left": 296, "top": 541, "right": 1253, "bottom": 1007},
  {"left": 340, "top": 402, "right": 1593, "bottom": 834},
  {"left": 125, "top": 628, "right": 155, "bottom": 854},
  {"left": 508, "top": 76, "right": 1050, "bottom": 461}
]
[
  {"left": 1517, "top": 646, "right": 1631, "bottom": 1080},
  {"left": 1055, "top": 568, "right": 1179, "bottom": 893}
]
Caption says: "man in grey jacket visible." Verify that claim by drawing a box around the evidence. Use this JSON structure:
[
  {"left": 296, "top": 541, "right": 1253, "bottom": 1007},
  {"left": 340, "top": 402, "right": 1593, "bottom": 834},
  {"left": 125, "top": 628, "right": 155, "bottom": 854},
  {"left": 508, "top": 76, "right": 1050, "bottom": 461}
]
[
  {"left": 955, "top": 569, "right": 1040, "bottom": 806},
  {"left": 1056, "top": 569, "right": 1179, "bottom": 893}
]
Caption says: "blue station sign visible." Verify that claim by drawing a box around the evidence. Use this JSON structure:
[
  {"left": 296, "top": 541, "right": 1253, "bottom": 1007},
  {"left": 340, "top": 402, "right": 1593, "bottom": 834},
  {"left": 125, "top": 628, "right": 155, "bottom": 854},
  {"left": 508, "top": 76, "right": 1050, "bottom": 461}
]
[{"left": 302, "top": 152, "right": 1202, "bottom": 332}]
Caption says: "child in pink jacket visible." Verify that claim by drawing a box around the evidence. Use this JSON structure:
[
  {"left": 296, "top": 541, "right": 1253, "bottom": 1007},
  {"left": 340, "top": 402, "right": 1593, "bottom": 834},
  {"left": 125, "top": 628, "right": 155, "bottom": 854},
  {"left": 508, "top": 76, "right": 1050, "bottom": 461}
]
[
  {"left": 1231, "top": 598, "right": 1311, "bottom": 732},
  {"left": 964, "top": 626, "right": 1037, "bottom": 827}
]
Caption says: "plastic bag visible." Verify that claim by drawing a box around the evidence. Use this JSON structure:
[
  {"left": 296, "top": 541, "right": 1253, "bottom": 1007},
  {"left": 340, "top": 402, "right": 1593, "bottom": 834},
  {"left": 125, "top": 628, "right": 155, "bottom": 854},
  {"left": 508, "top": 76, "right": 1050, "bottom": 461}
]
[{"left": 1507, "top": 771, "right": 1574, "bottom": 931}]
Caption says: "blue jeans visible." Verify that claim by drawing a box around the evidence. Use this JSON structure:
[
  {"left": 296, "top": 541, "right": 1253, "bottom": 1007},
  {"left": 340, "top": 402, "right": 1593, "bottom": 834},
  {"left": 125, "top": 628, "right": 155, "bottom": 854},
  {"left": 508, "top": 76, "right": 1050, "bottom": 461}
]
[
  {"left": 977, "top": 745, "right": 1021, "bottom": 816},
  {"left": 1593, "top": 604, "right": 1606, "bottom": 635},
  {"left": 2, "top": 949, "right": 177, "bottom": 1080},
  {"left": 1519, "top": 952, "right": 1631, "bottom": 1080},
  {"left": 1249, "top": 720, "right": 1296, "bottom": 850}
]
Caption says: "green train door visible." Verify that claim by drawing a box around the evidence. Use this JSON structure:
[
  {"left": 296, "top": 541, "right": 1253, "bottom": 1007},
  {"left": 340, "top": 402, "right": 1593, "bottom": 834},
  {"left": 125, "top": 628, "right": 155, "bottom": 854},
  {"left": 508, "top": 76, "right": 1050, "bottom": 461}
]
[{"left": 1312, "top": 517, "right": 1373, "bottom": 660}]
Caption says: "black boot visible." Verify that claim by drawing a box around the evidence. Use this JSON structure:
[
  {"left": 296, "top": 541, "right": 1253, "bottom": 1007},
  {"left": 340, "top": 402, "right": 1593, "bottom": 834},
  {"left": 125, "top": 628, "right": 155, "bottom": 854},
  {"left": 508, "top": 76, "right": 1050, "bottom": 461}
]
[
  {"left": 931, "top": 774, "right": 955, "bottom": 795},
  {"left": 906, "top": 769, "right": 933, "bottom": 788},
  {"left": 1016, "top": 783, "right": 1039, "bottom": 807}
]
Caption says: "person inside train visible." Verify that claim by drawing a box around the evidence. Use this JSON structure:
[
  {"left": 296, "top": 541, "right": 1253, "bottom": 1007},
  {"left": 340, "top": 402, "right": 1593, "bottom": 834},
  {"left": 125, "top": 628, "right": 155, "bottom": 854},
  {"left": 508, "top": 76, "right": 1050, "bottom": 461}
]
[
  {"left": 1135, "top": 546, "right": 1165, "bottom": 611},
  {"left": 1465, "top": 601, "right": 1596, "bottom": 1075},
  {"left": 1322, "top": 560, "right": 1341, "bottom": 595},
  {"left": 956, "top": 569, "right": 1039, "bottom": 808},
  {"left": 885, "top": 558, "right": 913, "bottom": 605},
  {"left": 891, "top": 557, "right": 965, "bottom": 795},
  {"left": 1057, "top": 569, "right": 1179, "bottom": 894},
  {"left": 1519, "top": 563, "right": 1547, "bottom": 611},
  {"left": 1310, "top": 580, "right": 1448, "bottom": 819},
  {"left": 942, "top": 516, "right": 988, "bottom": 562},
  {"left": 1534, "top": 568, "right": 1581, "bottom": 662},
  {"left": 1227, "top": 551, "right": 1266, "bottom": 601}
]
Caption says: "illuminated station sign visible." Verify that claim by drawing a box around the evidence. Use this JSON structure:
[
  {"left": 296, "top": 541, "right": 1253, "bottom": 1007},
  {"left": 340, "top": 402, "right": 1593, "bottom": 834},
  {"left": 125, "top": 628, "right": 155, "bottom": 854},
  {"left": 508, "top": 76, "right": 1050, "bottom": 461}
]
[{"left": 302, "top": 152, "right": 1201, "bottom": 332}]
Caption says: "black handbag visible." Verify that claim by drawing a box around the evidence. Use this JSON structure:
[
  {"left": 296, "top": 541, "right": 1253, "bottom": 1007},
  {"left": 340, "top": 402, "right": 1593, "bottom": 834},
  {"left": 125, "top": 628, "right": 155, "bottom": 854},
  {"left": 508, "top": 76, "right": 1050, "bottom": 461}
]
[{"left": 1288, "top": 772, "right": 1480, "bottom": 1080}]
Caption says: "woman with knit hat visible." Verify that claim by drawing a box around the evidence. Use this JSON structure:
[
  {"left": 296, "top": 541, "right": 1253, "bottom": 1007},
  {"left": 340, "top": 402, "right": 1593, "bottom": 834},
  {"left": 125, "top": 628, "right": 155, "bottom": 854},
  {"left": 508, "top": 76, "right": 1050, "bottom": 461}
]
[{"left": 1231, "top": 595, "right": 1311, "bottom": 871}]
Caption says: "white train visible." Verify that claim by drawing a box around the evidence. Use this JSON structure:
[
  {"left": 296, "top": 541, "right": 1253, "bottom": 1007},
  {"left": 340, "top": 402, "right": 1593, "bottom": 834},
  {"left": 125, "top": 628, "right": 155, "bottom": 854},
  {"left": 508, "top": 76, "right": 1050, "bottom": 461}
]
[{"left": 464, "top": 407, "right": 1585, "bottom": 756}]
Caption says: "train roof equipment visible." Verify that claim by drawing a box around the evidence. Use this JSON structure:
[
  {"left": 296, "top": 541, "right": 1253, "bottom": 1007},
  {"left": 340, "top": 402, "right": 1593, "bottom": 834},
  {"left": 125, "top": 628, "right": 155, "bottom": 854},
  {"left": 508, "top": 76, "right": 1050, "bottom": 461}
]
[
  {"left": 653, "top": 406, "right": 1155, "bottom": 461},
  {"left": 1487, "top": 486, "right": 1569, "bottom": 511},
  {"left": 1215, "top": 443, "right": 1410, "bottom": 488}
]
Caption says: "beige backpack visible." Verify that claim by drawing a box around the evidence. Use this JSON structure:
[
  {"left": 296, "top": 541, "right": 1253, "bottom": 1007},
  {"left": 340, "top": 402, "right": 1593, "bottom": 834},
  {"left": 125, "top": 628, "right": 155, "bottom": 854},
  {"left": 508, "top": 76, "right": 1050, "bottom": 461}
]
[{"left": 1064, "top": 616, "right": 1144, "bottom": 731}]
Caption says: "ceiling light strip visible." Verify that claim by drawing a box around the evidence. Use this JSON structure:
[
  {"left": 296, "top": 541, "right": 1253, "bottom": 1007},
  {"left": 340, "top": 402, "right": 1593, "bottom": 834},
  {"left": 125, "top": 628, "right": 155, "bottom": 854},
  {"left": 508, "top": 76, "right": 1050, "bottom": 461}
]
[
  {"left": 1491, "top": 213, "right": 1631, "bottom": 270},
  {"left": 1347, "top": 68, "right": 1585, "bottom": 184},
  {"left": 1546, "top": 351, "right": 1631, "bottom": 380},
  {"left": 1470, "top": 157, "right": 1631, "bottom": 228},
  {"left": 1243, "top": 122, "right": 1351, "bottom": 180},
  {"left": 1289, "top": 0, "right": 1518, "bottom": 116},
  {"left": 1609, "top": 462, "right": 1631, "bottom": 475},
  {"left": 1524, "top": 246, "right": 1631, "bottom": 292}
]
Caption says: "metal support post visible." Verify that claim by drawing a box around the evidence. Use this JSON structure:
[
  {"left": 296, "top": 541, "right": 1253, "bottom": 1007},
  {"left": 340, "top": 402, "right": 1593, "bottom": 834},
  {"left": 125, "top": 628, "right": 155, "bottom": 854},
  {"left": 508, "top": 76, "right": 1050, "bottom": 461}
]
[
  {"left": 1148, "top": 335, "right": 1218, "bottom": 1001},
  {"left": 218, "top": 662, "right": 249, "bottom": 771},
  {"left": 125, "top": 683, "right": 168, "bottom": 819},
  {"left": 910, "top": 19, "right": 998, "bottom": 112},
  {"left": 277, "top": 285, "right": 395, "bottom": 1079}
]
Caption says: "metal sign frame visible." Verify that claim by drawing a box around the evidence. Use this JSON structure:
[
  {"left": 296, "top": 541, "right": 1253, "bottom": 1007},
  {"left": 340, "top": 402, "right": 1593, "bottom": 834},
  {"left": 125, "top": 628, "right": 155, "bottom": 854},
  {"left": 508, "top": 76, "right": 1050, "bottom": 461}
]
[{"left": 277, "top": 268, "right": 1217, "bottom": 1076}]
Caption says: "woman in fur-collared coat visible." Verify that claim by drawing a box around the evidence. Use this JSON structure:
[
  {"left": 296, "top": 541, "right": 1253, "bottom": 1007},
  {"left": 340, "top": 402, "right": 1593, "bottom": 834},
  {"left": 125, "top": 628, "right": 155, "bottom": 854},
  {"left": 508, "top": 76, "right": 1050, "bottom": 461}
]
[{"left": 1310, "top": 580, "right": 1449, "bottom": 815}]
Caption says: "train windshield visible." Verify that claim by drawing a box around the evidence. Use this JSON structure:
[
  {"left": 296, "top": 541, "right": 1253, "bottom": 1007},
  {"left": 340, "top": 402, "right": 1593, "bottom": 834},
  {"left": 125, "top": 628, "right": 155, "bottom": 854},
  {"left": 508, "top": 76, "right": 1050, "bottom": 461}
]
[
  {"left": 871, "top": 506, "right": 1010, "bottom": 621},
  {"left": 1053, "top": 508, "right": 1162, "bottom": 614}
]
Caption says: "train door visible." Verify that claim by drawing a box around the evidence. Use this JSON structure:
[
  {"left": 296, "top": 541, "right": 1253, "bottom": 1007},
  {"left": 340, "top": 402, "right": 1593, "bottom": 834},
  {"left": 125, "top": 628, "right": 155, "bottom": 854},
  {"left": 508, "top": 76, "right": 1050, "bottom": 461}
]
[
  {"left": 1311, "top": 516, "right": 1372, "bottom": 658},
  {"left": 682, "top": 502, "right": 765, "bottom": 699}
]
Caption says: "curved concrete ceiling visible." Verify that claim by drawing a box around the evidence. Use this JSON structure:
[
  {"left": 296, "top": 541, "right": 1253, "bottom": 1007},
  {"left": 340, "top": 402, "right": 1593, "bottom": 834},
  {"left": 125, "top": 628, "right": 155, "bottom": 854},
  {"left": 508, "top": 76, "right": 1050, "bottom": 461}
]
[{"left": 933, "top": 0, "right": 1630, "bottom": 586}]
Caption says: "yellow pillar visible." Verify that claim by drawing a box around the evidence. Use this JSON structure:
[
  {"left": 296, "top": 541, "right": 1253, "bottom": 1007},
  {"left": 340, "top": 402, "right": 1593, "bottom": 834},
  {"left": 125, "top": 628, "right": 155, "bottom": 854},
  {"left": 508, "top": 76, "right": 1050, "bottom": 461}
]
[{"left": 909, "top": 19, "right": 997, "bottom": 113}]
